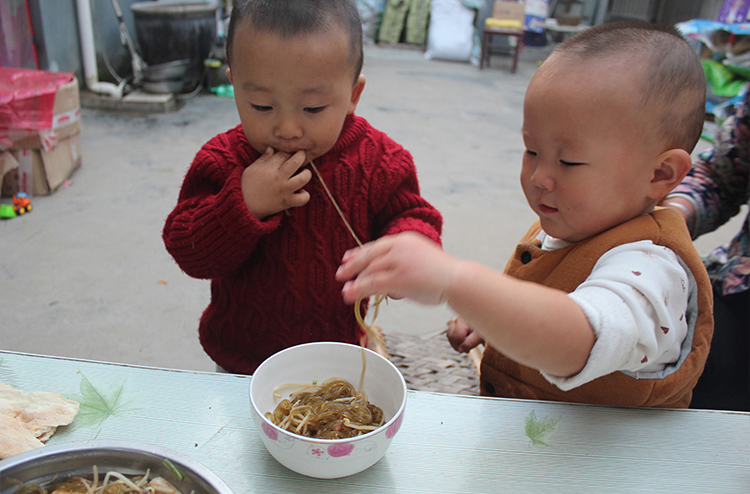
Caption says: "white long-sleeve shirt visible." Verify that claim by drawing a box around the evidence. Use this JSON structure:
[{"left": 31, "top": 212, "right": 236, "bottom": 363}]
[{"left": 537, "top": 234, "right": 692, "bottom": 391}]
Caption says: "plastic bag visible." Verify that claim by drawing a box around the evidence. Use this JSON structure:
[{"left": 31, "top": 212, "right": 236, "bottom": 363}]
[
  {"left": 424, "top": 0, "right": 476, "bottom": 62},
  {"left": 703, "top": 59, "right": 748, "bottom": 98}
]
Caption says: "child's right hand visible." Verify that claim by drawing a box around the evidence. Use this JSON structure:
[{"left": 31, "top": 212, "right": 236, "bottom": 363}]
[
  {"left": 336, "top": 231, "right": 459, "bottom": 305},
  {"left": 446, "top": 316, "right": 484, "bottom": 353},
  {"left": 241, "top": 148, "right": 312, "bottom": 219}
]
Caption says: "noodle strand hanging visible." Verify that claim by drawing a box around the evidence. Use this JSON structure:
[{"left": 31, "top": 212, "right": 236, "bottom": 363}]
[{"left": 308, "top": 160, "right": 388, "bottom": 355}]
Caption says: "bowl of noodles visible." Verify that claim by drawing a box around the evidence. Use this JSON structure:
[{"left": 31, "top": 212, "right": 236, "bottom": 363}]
[
  {"left": 249, "top": 342, "right": 407, "bottom": 479},
  {"left": 0, "top": 440, "right": 233, "bottom": 493}
]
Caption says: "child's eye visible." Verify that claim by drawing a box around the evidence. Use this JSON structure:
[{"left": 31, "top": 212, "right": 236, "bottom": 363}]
[
  {"left": 304, "top": 106, "right": 326, "bottom": 114},
  {"left": 560, "top": 160, "right": 585, "bottom": 166},
  {"left": 251, "top": 104, "right": 272, "bottom": 112},
  {"left": 525, "top": 150, "right": 537, "bottom": 157}
]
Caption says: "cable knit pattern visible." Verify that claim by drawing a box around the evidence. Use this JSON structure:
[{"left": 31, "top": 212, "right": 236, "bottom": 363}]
[{"left": 164, "top": 114, "right": 443, "bottom": 373}]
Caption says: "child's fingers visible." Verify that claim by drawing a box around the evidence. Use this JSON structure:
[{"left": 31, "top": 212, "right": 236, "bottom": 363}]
[
  {"left": 447, "top": 317, "right": 483, "bottom": 353},
  {"left": 260, "top": 146, "right": 275, "bottom": 160},
  {"left": 255, "top": 146, "right": 285, "bottom": 166},
  {"left": 287, "top": 189, "right": 311, "bottom": 209},
  {"left": 341, "top": 269, "right": 393, "bottom": 303},
  {"left": 340, "top": 247, "right": 361, "bottom": 264},
  {"left": 280, "top": 150, "right": 307, "bottom": 178},
  {"left": 459, "top": 331, "right": 485, "bottom": 353},
  {"left": 288, "top": 168, "right": 312, "bottom": 191},
  {"left": 338, "top": 240, "right": 382, "bottom": 277},
  {"left": 447, "top": 321, "right": 470, "bottom": 343}
]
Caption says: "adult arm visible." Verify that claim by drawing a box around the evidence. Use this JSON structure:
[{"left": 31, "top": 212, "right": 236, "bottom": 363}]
[{"left": 665, "top": 92, "right": 750, "bottom": 237}]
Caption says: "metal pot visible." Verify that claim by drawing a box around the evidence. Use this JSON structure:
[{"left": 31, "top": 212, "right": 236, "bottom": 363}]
[
  {"left": 130, "top": 2, "right": 218, "bottom": 84},
  {"left": 0, "top": 440, "right": 233, "bottom": 494}
]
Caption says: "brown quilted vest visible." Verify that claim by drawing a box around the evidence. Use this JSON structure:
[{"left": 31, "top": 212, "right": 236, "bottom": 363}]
[{"left": 480, "top": 208, "right": 713, "bottom": 408}]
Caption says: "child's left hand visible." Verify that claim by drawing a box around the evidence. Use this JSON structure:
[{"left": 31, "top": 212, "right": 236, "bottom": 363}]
[
  {"left": 336, "top": 231, "right": 458, "bottom": 305},
  {"left": 446, "top": 317, "right": 484, "bottom": 353}
]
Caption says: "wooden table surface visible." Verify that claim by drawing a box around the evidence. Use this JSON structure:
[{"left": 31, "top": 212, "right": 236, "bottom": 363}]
[{"left": 1, "top": 351, "right": 748, "bottom": 493}]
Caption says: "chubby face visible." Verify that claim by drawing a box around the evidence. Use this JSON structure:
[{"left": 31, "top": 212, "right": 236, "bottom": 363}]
[
  {"left": 227, "top": 24, "right": 365, "bottom": 161},
  {"left": 520, "top": 56, "right": 664, "bottom": 243}
]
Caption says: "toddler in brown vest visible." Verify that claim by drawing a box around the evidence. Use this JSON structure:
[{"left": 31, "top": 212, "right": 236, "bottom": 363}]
[{"left": 337, "top": 21, "right": 712, "bottom": 407}]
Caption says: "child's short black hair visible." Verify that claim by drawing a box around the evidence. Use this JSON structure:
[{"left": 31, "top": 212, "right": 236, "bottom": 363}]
[
  {"left": 226, "top": 0, "right": 364, "bottom": 84},
  {"left": 554, "top": 21, "right": 706, "bottom": 153}
]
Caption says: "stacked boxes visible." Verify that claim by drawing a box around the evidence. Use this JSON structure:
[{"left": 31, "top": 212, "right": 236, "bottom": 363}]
[{"left": 0, "top": 69, "right": 82, "bottom": 196}]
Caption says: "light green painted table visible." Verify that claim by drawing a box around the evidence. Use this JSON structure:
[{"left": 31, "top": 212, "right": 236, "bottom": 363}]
[{"left": 1, "top": 351, "right": 748, "bottom": 493}]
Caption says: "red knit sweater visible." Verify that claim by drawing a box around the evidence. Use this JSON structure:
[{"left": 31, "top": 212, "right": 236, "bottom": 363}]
[{"left": 163, "top": 115, "right": 443, "bottom": 374}]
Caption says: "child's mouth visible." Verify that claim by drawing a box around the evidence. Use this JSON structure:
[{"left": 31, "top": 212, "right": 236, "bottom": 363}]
[
  {"left": 273, "top": 147, "right": 301, "bottom": 154},
  {"left": 539, "top": 204, "right": 558, "bottom": 215}
]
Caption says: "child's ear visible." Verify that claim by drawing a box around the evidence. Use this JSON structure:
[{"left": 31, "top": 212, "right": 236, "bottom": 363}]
[
  {"left": 348, "top": 75, "right": 366, "bottom": 114},
  {"left": 647, "top": 148, "right": 692, "bottom": 200}
]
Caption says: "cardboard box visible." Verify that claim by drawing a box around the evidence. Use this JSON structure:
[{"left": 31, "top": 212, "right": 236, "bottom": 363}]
[
  {"left": 0, "top": 70, "right": 82, "bottom": 197},
  {"left": 0, "top": 150, "right": 20, "bottom": 195},
  {"left": 1, "top": 77, "right": 81, "bottom": 151},
  {"left": 9, "top": 78, "right": 81, "bottom": 150},
  {"left": 491, "top": 1, "right": 526, "bottom": 23},
  {"left": 1, "top": 133, "right": 81, "bottom": 196}
]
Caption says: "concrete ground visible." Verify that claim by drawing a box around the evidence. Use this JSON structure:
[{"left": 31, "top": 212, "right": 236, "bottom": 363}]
[{"left": 0, "top": 45, "right": 742, "bottom": 373}]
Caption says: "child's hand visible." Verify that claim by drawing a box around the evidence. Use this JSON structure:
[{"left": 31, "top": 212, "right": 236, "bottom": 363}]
[
  {"left": 241, "top": 148, "right": 312, "bottom": 219},
  {"left": 336, "top": 232, "right": 460, "bottom": 305},
  {"left": 446, "top": 317, "right": 484, "bottom": 353}
]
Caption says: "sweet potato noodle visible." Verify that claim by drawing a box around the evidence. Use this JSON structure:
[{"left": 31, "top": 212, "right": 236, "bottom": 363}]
[
  {"left": 10, "top": 467, "right": 188, "bottom": 494},
  {"left": 266, "top": 378, "right": 385, "bottom": 439}
]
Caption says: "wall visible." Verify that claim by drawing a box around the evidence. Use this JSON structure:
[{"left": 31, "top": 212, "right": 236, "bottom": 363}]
[
  {"left": 27, "top": 0, "right": 80, "bottom": 75},
  {"left": 26, "top": 0, "right": 219, "bottom": 84},
  {"left": 27, "top": 0, "right": 145, "bottom": 82}
]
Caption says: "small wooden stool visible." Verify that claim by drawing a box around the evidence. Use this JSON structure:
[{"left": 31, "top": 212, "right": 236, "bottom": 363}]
[{"left": 480, "top": 27, "right": 525, "bottom": 73}]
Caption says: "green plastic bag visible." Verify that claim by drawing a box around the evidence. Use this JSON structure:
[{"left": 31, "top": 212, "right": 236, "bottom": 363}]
[{"left": 702, "top": 60, "right": 747, "bottom": 98}]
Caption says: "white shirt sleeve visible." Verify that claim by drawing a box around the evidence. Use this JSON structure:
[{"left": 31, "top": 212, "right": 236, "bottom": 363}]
[{"left": 540, "top": 240, "right": 691, "bottom": 391}]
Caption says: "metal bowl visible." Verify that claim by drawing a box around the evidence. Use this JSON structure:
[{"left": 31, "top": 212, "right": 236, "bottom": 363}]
[
  {"left": 0, "top": 440, "right": 233, "bottom": 494},
  {"left": 143, "top": 60, "right": 191, "bottom": 82},
  {"left": 141, "top": 79, "right": 186, "bottom": 94}
]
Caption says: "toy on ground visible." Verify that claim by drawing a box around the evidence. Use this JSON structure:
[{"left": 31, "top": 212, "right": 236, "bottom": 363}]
[
  {"left": 13, "top": 192, "right": 32, "bottom": 215},
  {"left": 0, "top": 204, "right": 16, "bottom": 219}
]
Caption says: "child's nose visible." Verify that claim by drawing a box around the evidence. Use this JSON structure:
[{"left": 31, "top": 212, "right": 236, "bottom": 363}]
[
  {"left": 274, "top": 116, "right": 303, "bottom": 140},
  {"left": 530, "top": 165, "right": 555, "bottom": 191}
]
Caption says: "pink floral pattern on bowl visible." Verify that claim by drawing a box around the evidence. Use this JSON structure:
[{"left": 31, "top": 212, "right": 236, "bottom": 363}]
[
  {"left": 327, "top": 443, "right": 355, "bottom": 457},
  {"left": 262, "top": 422, "right": 278, "bottom": 441},
  {"left": 386, "top": 412, "right": 403, "bottom": 439}
]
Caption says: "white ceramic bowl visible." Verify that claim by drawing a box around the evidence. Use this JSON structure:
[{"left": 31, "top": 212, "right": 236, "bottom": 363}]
[{"left": 249, "top": 342, "right": 407, "bottom": 479}]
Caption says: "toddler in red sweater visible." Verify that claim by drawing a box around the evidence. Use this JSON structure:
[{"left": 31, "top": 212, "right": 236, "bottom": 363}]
[{"left": 163, "top": 0, "right": 442, "bottom": 374}]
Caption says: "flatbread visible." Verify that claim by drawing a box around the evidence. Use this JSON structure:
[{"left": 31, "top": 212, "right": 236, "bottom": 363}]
[
  {"left": 0, "top": 413, "right": 45, "bottom": 459},
  {"left": 0, "top": 382, "right": 79, "bottom": 459}
]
